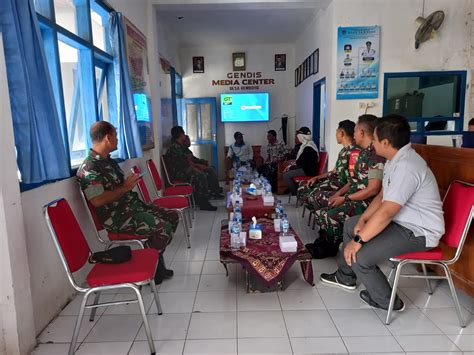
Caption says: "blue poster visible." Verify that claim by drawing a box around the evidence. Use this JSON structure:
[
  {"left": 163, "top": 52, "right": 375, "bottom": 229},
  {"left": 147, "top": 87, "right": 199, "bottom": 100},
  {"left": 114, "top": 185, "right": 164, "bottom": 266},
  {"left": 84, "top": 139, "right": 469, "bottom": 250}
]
[{"left": 336, "top": 26, "right": 380, "bottom": 100}]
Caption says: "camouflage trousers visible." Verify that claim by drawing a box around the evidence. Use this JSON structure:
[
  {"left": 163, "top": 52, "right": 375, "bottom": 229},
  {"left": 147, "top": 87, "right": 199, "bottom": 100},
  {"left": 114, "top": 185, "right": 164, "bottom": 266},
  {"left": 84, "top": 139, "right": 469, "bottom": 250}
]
[
  {"left": 107, "top": 203, "right": 179, "bottom": 251},
  {"left": 188, "top": 171, "right": 211, "bottom": 203},
  {"left": 202, "top": 166, "right": 221, "bottom": 194},
  {"left": 313, "top": 199, "right": 369, "bottom": 244},
  {"left": 297, "top": 176, "right": 343, "bottom": 213}
]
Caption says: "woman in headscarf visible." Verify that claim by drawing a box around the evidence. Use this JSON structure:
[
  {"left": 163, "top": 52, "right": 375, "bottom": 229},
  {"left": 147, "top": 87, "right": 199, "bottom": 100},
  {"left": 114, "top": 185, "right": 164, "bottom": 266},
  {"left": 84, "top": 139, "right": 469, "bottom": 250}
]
[{"left": 283, "top": 127, "right": 320, "bottom": 196}]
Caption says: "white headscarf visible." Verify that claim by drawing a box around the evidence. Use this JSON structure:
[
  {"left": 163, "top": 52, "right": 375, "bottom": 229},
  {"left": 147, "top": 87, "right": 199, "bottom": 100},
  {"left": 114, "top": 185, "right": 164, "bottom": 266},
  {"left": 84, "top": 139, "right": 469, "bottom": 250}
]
[{"left": 296, "top": 133, "right": 319, "bottom": 160}]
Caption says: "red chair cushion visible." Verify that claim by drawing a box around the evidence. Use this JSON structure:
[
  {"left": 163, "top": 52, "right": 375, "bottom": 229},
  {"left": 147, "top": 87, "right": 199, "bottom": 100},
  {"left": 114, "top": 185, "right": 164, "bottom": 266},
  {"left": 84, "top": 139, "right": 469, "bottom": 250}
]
[
  {"left": 394, "top": 247, "right": 444, "bottom": 261},
  {"left": 87, "top": 249, "right": 159, "bottom": 287},
  {"left": 108, "top": 232, "right": 148, "bottom": 241},
  {"left": 163, "top": 185, "right": 193, "bottom": 196},
  {"left": 293, "top": 176, "right": 312, "bottom": 182},
  {"left": 153, "top": 196, "right": 189, "bottom": 209}
]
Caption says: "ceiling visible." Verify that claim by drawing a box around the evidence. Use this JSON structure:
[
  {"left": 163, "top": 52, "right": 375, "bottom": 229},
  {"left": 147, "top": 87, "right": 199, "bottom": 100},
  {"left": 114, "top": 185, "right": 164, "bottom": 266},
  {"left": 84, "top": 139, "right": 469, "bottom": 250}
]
[{"left": 155, "top": 1, "right": 331, "bottom": 47}]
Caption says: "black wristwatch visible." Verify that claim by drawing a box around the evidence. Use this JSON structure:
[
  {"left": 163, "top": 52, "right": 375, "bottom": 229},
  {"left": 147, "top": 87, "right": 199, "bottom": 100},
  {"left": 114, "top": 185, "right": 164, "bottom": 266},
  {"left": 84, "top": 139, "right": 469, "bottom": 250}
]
[{"left": 353, "top": 234, "right": 366, "bottom": 245}]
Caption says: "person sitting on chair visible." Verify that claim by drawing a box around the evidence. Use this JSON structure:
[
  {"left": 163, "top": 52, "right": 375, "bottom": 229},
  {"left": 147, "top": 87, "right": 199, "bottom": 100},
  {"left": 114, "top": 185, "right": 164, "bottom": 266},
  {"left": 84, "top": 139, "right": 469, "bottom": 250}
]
[
  {"left": 258, "top": 130, "right": 289, "bottom": 192},
  {"left": 297, "top": 120, "right": 357, "bottom": 214},
  {"left": 282, "top": 127, "right": 319, "bottom": 196},
  {"left": 225, "top": 131, "right": 253, "bottom": 179},
  {"left": 165, "top": 126, "right": 217, "bottom": 211},
  {"left": 307, "top": 115, "right": 385, "bottom": 259},
  {"left": 77, "top": 122, "right": 177, "bottom": 284},
  {"left": 320, "top": 114, "right": 444, "bottom": 313},
  {"left": 184, "top": 135, "right": 223, "bottom": 199}
]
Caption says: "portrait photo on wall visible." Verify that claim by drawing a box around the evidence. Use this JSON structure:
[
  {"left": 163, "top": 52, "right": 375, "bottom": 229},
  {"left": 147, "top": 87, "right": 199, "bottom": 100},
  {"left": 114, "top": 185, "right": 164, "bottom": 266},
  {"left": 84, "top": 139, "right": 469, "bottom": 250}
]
[
  {"left": 193, "top": 56, "right": 204, "bottom": 73},
  {"left": 275, "top": 54, "right": 286, "bottom": 71},
  {"left": 232, "top": 52, "right": 246, "bottom": 71}
]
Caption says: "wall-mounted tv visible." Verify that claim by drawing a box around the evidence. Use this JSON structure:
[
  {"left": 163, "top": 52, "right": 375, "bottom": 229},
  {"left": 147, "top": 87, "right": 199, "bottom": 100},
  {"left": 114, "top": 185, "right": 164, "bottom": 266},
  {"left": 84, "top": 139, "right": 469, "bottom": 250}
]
[
  {"left": 220, "top": 93, "right": 269, "bottom": 122},
  {"left": 133, "top": 93, "right": 151, "bottom": 122}
]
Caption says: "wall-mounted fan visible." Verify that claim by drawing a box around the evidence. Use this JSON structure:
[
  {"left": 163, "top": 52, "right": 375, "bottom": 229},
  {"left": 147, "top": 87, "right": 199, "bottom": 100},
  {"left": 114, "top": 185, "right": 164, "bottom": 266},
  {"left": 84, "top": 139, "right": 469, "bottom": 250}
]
[{"left": 415, "top": 10, "right": 445, "bottom": 49}]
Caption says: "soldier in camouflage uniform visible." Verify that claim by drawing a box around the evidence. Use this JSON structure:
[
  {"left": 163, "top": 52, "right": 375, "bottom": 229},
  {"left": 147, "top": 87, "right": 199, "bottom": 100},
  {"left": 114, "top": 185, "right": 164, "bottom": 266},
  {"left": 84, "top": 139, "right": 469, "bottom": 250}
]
[
  {"left": 297, "top": 120, "right": 357, "bottom": 213},
  {"left": 77, "top": 123, "right": 179, "bottom": 254},
  {"left": 307, "top": 115, "right": 385, "bottom": 259},
  {"left": 165, "top": 126, "right": 217, "bottom": 211}
]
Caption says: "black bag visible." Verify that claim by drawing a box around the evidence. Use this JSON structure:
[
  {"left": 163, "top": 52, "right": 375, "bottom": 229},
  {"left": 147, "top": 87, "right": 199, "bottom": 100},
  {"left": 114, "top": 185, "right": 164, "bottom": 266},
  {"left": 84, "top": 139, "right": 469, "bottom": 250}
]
[{"left": 88, "top": 246, "right": 132, "bottom": 264}]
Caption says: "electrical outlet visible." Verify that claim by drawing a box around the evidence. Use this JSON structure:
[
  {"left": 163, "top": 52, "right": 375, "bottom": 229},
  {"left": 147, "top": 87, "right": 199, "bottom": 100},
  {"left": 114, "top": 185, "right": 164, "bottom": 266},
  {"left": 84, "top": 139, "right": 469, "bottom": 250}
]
[{"left": 366, "top": 102, "right": 376, "bottom": 108}]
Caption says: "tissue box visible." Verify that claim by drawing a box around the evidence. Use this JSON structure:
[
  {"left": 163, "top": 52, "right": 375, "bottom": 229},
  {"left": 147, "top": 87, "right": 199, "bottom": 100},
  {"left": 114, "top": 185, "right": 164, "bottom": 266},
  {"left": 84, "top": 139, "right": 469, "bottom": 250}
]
[
  {"left": 248, "top": 224, "right": 262, "bottom": 240},
  {"left": 274, "top": 218, "right": 281, "bottom": 232},
  {"left": 239, "top": 231, "right": 247, "bottom": 246},
  {"left": 263, "top": 195, "right": 275, "bottom": 206},
  {"left": 279, "top": 236, "right": 297, "bottom": 252}
]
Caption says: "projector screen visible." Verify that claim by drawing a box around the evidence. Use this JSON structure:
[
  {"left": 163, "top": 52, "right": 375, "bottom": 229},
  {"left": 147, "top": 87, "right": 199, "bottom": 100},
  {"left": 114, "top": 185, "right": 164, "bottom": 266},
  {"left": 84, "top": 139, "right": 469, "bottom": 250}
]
[{"left": 220, "top": 93, "right": 269, "bottom": 122}]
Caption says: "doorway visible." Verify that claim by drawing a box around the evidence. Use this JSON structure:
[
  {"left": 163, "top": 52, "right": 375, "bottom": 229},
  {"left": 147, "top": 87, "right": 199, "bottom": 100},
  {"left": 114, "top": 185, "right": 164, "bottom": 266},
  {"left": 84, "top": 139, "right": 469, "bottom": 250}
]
[{"left": 312, "top": 78, "right": 327, "bottom": 151}]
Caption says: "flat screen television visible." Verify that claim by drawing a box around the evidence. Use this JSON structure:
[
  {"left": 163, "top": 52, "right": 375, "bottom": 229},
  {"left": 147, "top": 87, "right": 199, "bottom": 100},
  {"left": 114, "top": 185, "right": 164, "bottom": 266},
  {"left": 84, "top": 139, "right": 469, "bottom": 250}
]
[
  {"left": 133, "top": 93, "right": 151, "bottom": 122},
  {"left": 220, "top": 93, "right": 269, "bottom": 122}
]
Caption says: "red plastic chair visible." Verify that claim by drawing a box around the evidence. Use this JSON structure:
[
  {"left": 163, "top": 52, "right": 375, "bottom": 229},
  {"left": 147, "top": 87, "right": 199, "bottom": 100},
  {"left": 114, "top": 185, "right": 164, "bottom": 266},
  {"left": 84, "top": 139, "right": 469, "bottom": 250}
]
[
  {"left": 386, "top": 180, "right": 474, "bottom": 327},
  {"left": 132, "top": 165, "right": 192, "bottom": 248},
  {"left": 44, "top": 198, "right": 162, "bottom": 355},
  {"left": 79, "top": 187, "right": 147, "bottom": 249},
  {"left": 147, "top": 158, "right": 195, "bottom": 221}
]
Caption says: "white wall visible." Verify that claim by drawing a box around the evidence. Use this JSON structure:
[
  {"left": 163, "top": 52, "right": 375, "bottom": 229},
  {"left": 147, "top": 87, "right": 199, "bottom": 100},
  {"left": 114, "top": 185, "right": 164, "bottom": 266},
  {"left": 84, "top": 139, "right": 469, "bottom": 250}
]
[{"left": 179, "top": 44, "right": 295, "bottom": 178}]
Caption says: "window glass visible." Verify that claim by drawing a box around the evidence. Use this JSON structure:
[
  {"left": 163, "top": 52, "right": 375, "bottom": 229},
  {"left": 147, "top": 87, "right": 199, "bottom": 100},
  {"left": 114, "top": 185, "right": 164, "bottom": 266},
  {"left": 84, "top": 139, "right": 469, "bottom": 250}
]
[
  {"left": 95, "top": 66, "right": 109, "bottom": 122},
  {"left": 54, "top": 0, "right": 78, "bottom": 35},
  {"left": 91, "top": 8, "right": 106, "bottom": 52}
]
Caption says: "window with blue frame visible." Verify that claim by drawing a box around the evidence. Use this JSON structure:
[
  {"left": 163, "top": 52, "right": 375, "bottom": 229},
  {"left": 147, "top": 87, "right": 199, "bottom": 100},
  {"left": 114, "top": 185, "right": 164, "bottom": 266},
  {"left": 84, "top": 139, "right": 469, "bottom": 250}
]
[
  {"left": 383, "top": 71, "right": 466, "bottom": 135},
  {"left": 34, "top": 0, "right": 115, "bottom": 167}
]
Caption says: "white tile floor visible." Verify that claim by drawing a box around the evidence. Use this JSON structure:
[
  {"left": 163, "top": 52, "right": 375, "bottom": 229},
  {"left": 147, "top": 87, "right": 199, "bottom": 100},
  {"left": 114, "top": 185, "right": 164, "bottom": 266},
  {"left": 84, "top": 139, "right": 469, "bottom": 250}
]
[{"left": 33, "top": 197, "right": 474, "bottom": 354}]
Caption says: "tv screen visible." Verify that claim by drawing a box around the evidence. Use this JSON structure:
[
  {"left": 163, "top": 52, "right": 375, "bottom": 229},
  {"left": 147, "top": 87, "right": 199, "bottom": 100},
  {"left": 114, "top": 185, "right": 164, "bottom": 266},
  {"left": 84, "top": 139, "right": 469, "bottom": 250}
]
[
  {"left": 133, "top": 93, "right": 151, "bottom": 122},
  {"left": 220, "top": 93, "right": 269, "bottom": 122}
]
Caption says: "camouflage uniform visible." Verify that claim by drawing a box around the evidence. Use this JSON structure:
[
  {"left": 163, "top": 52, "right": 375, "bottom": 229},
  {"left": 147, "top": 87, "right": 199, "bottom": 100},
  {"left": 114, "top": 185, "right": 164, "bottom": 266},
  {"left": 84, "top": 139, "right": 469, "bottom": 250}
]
[
  {"left": 77, "top": 150, "right": 179, "bottom": 250},
  {"left": 297, "top": 145, "right": 358, "bottom": 212},
  {"left": 313, "top": 143, "right": 385, "bottom": 243},
  {"left": 185, "top": 147, "right": 220, "bottom": 194},
  {"left": 165, "top": 142, "right": 210, "bottom": 203}
]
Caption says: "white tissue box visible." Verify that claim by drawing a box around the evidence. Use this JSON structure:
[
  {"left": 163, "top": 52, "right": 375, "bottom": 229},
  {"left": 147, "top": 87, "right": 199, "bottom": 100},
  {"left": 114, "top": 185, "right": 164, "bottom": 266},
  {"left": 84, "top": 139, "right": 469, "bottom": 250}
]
[
  {"left": 274, "top": 219, "right": 281, "bottom": 232},
  {"left": 279, "top": 236, "right": 297, "bottom": 252},
  {"left": 263, "top": 195, "right": 275, "bottom": 206},
  {"left": 248, "top": 228, "right": 262, "bottom": 240},
  {"left": 240, "top": 231, "right": 247, "bottom": 246}
]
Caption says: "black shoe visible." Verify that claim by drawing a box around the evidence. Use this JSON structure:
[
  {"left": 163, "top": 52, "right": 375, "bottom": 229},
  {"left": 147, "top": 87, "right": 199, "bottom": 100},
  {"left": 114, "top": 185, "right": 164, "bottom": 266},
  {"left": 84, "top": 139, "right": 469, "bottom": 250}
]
[
  {"left": 199, "top": 201, "right": 217, "bottom": 211},
  {"left": 307, "top": 238, "right": 340, "bottom": 259},
  {"left": 154, "top": 254, "right": 173, "bottom": 284},
  {"left": 163, "top": 268, "right": 174, "bottom": 279},
  {"left": 320, "top": 272, "right": 357, "bottom": 290},
  {"left": 359, "top": 290, "right": 405, "bottom": 311},
  {"left": 210, "top": 192, "right": 224, "bottom": 200}
]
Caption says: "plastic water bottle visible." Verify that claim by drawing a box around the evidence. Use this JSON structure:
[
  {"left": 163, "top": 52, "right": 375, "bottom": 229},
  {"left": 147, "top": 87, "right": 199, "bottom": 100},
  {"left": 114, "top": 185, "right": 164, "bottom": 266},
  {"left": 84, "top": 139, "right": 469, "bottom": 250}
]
[
  {"left": 234, "top": 202, "right": 242, "bottom": 228},
  {"left": 264, "top": 182, "right": 272, "bottom": 196},
  {"left": 275, "top": 200, "right": 284, "bottom": 219},
  {"left": 230, "top": 218, "right": 240, "bottom": 250},
  {"left": 281, "top": 214, "right": 290, "bottom": 236}
]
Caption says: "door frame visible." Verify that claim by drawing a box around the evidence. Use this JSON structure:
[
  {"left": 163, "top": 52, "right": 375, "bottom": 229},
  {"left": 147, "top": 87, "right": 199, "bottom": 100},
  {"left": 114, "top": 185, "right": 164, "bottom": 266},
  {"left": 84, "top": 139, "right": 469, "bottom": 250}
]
[{"left": 312, "top": 77, "right": 326, "bottom": 150}]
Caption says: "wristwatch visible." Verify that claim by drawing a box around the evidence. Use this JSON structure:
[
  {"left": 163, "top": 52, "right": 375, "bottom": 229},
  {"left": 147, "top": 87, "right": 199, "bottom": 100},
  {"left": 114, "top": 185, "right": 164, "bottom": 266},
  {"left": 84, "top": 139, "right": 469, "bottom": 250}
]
[
  {"left": 344, "top": 194, "right": 352, "bottom": 202},
  {"left": 353, "top": 234, "right": 366, "bottom": 245}
]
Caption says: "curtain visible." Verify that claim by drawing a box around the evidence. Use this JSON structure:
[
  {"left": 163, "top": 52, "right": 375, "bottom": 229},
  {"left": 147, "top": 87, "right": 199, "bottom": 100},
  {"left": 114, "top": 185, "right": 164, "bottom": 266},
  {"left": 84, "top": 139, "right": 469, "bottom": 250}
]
[
  {"left": 109, "top": 12, "right": 143, "bottom": 160},
  {"left": 0, "top": 0, "right": 70, "bottom": 184}
]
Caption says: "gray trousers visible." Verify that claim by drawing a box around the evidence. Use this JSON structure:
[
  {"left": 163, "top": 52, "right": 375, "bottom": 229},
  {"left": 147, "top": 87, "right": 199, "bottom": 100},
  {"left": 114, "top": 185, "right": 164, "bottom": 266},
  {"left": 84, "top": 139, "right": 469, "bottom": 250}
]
[
  {"left": 283, "top": 168, "right": 306, "bottom": 195},
  {"left": 336, "top": 215, "right": 428, "bottom": 308}
]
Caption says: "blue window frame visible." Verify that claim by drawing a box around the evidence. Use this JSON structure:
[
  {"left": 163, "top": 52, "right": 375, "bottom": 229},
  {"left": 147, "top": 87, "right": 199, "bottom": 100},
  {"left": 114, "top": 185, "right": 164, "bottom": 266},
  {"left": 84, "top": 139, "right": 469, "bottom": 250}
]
[{"left": 383, "top": 71, "right": 466, "bottom": 136}]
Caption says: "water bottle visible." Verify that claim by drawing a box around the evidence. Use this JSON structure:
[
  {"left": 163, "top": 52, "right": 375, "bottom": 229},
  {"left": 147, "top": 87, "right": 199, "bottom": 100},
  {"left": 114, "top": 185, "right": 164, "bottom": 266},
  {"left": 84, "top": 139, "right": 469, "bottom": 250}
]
[
  {"left": 234, "top": 201, "right": 242, "bottom": 228},
  {"left": 281, "top": 214, "right": 290, "bottom": 236},
  {"left": 275, "top": 200, "right": 283, "bottom": 219},
  {"left": 264, "top": 182, "right": 272, "bottom": 196},
  {"left": 230, "top": 218, "right": 240, "bottom": 250}
]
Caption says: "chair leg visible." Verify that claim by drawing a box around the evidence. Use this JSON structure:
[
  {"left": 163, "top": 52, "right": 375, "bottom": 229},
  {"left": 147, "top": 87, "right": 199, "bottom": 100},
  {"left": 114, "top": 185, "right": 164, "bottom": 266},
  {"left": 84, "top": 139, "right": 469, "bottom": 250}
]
[
  {"left": 179, "top": 210, "right": 191, "bottom": 248},
  {"left": 190, "top": 195, "right": 196, "bottom": 219},
  {"left": 186, "top": 205, "right": 193, "bottom": 228},
  {"left": 302, "top": 205, "right": 306, "bottom": 218},
  {"left": 89, "top": 291, "right": 101, "bottom": 322},
  {"left": 133, "top": 286, "right": 156, "bottom": 354},
  {"left": 421, "top": 264, "right": 433, "bottom": 295},
  {"left": 307, "top": 212, "right": 312, "bottom": 227},
  {"left": 288, "top": 194, "right": 291, "bottom": 204},
  {"left": 385, "top": 263, "right": 403, "bottom": 325},
  {"left": 69, "top": 292, "right": 90, "bottom": 355},
  {"left": 442, "top": 263, "right": 465, "bottom": 327},
  {"left": 150, "top": 279, "right": 163, "bottom": 315},
  {"left": 312, "top": 215, "right": 317, "bottom": 230},
  {"left": 295, "top": 196, "right": 298, "bottom": 208}
]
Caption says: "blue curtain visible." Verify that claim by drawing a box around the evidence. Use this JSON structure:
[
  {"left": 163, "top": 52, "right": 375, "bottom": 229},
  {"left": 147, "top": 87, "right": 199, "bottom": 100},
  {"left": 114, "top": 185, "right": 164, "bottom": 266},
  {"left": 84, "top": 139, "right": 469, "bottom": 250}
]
[
  {"left": 109, "top": 12, "right": 143, "bottom": 160},
  {"left": 0, "top": 0, "right": 70, "bottom": 184}
]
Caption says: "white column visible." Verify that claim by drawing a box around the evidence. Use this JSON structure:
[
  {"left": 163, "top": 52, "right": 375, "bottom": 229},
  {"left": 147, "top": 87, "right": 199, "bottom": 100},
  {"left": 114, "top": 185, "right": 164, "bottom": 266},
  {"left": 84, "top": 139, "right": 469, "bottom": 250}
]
[{"left": 0, "top": 34, "right": 36, "bottom": 355}]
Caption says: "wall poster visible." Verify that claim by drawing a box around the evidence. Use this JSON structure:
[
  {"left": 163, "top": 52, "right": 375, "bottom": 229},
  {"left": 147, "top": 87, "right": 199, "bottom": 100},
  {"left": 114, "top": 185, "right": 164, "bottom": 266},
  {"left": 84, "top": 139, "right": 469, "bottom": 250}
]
[
  {"left": 336, "top": 26, "right": 380, "bottom": 100},
  {"left": 124, "top": 16, "right": 154, "bottom": 150}
]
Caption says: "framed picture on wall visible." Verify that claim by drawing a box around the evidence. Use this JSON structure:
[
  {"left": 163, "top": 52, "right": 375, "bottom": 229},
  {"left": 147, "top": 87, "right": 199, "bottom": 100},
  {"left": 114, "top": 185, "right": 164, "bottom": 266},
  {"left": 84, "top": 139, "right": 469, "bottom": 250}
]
[
  {"left": 295, "top": 68, "right": 299, "bottom": 86},
  {"left": 192, "top": 56, "right": 204, "bottom": 73},
  {"left": 298, "top": 64, "right": 303, "bottom": 83},
  {"left": 232, "top": 52, "right": 246, "bottom": 71},
  {"left": 312, "top": 49, "right": 319, "bottom": 75},
  {"left": 275, "top": 54, "right": 286, "bottom": 71}
]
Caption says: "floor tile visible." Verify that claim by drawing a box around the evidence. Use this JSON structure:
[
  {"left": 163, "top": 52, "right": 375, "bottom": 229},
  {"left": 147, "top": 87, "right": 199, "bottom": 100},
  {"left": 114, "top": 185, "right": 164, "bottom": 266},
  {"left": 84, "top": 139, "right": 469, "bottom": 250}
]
[
  {"left": 395, "top": 334, "right": 461, "bottom": 352},
  {"left": 318, "top": 288, "right": 370, "bottom": 310},
  {"left": 282, "top": 272, "right": 317, "bottom": 290},
  {"left": 173, "top": 248, "right": 207, "bottom": 261},
  {"left": 237, "top": 291, "right": 281, "bottom": 311},
  {"left": 59, "top": 293, "right": 115, "bottom": 316},
  {"left": 31, "top": 343, "right": 70, "bottom": 354},
  {"left": 198, "top": 274, "right": 237, "bottom": 292},
  {"left": 402, "top": 287, "right": 461, "bottom": 308},
  {"left": 103, "top": 292, "right": 154, "bottom": 315},
  {"left": 183, "top": 339, "right": 237, "bottom": 354},
  {"left": 278, "top": 288, "right": 325, "bottom": 310},
  {"left": 342, "top": 335, "right": 403, "bottom": 353},
  {"left": 187, "top": 312, "right": 236, "bottom": 339},
  {"left": 330, "top": 309, "right": 390, "bottom": 336},
  {"left": 136, "top": 313, "right": 190, "bottom": 341},
  {"left": 283, "top": 310, "right": 339, "bottom": 337},
  {"left": 448, "top": 334, "right": 474, "bottom": 351},
  {"left": 238, "top": 337, "right": 292, "bottom": 354},
  {"left": 76, "top": 341, "right": 131, "bottom": 354},
  {"left": 204, "top": 248, "right": 221, "bottom": 261},
  {"left": 374, "top": 307, "right": 442, "bottom": 335},
  {"left": 193, "top": 291, "right": 237, "bottom": 312},
  {"left": 129, "top": 340, "right": 185, "bottom": 354},
  {"left": 422, "top": 307, "right": 474, "bottom": 335},
  {"left": 170, "top": 261, "right": 204, "bottom": 275},
  {"left": 37, "top": 315, "right": 97, "bottom": 344},
  {"left": 238, "top": 311, "right": 287, "bottom": 338},
  {"left": 158, "top": 275, "right": 200, "bottom": 293},
  {"left": 202, "top": 260, "right": 236, "bottom": 275},
  {"left": 149, "top": 292, "right": 196, "bottom": 314},
  {"left": 290, "top": 336, "right": 348, "bottom": 354},
  {"left": 83, "top": 315, "right": 142, "bottom": 342}
]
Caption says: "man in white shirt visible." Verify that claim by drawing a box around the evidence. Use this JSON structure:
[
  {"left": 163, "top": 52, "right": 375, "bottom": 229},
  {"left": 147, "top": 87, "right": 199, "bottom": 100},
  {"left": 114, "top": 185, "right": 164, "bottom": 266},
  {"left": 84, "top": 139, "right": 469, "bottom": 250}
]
[
  {"left": 225, "top": 131, "right": 254, "bottom": 180},
  {"left": 362, "top": 41, "right": 376, "bottom": 60},
  {"left": 320, "top": 114, "right": 444, "bottom": 312}
]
